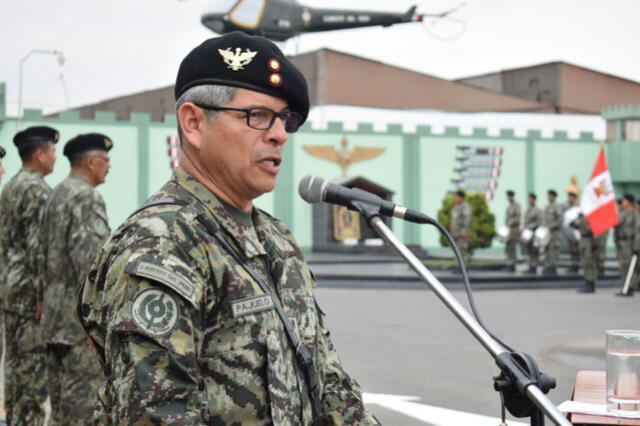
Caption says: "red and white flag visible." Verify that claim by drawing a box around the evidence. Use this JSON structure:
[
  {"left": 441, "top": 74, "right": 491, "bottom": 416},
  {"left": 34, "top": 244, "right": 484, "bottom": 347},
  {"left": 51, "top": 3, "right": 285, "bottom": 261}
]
[{"left": 580, "top": 147, "right": 618, "bottom": 235}]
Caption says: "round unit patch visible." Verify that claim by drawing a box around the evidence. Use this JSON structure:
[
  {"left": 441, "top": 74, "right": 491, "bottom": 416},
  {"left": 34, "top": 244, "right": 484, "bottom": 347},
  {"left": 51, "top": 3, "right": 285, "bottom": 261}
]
[{"left": 131, "top": 288, "right": 179, "bottom": 337}]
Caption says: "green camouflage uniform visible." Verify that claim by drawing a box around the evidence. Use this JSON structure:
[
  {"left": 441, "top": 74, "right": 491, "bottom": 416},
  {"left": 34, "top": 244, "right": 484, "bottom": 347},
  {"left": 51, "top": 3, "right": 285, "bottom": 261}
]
[
  {"left": 505, "top": 201, "right": 521, "bottom": 267},
  {"left": 523, "top": 205, "right": 542, "bottom": 269},
  {"left": 594, "top": 230, "right": 609, "bottom": 273},
  {"left": 563, "top": 203, "right": 580, "bottom": 271},
  {"left": 615, "top": 210, "right": 640, "bottom": 291},
  {"left": 543, "top": 202, "right": 563, "bottom": 270},
  {"left": 42, "top": 174, "right": 109, "bottom": 425},
  {"left": 573, "top": 215, "right": 597, "bottom": 284},
  {"left": 451, "top": 201, "right": 472, "bottom": 265},
  {"left": 79, "top": 169, "right": 377, "bottom": 425},
  {"left": 0, "top": 168, "right": 50, "bottom": 426}
]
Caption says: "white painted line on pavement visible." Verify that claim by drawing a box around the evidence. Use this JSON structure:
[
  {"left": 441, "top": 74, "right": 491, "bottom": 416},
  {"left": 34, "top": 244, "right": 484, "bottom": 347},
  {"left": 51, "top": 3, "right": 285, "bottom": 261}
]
[{"left": 364, "top": 392, "right": 528, "bottom": 426}]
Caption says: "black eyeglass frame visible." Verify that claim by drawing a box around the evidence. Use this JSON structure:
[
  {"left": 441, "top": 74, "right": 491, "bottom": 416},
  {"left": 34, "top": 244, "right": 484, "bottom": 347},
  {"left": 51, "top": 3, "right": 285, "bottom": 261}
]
[{"left": 194, "top": 103, "right": 303, "bottom": 133}]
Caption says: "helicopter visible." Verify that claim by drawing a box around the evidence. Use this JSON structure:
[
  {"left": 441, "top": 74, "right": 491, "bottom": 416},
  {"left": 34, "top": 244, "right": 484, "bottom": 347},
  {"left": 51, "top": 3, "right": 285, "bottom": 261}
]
[{"left": 201, "top": 0, "right": 462, "bottom": 41}]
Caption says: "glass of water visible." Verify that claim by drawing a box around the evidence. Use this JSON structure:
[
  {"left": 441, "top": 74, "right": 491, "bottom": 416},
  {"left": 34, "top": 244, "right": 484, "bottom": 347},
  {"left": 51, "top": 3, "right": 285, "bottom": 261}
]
[{"left": 606, "top": 329, "right": 640, "bottom": 414}]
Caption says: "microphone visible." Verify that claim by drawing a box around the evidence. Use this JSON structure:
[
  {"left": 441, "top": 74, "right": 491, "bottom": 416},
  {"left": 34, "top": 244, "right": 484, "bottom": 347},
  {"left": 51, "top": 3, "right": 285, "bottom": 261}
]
[{"left": 298, "top": 175, "right": 434, "bottom": 224}]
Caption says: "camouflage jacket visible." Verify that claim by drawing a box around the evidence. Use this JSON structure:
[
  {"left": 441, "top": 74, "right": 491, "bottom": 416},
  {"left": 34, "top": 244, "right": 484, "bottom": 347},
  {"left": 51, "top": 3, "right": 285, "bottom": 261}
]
[
  {"left": 572, "top": 214, "right": 593, "bottom": 239},
  {"left": 543, "top": 202, "right": 563, "bottom": 231},
  {"left": 505, "top": 201, "right": 521, "bottom": 228},
  {"left": 42, "top": 173, "right": 110, "bottom": 345},
  {"left": 79, "top": 169, "right": 376, "bottom": 425},
  {"left": 524, "top": 206, "right": 542, "bottom": 230},
  {"left": 614, "top": 210, "right": 640, "bottom": 252},
  {"left": 0, "top": 168, "right": 51, "bottom": 316},
  {"left": 451, "top": 201, "right": 472, "bottom": 238}
]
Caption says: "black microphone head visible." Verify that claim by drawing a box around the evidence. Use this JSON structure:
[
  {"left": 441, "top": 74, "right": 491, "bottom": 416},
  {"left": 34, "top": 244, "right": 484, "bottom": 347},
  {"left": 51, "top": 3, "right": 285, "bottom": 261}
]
[{"left": 298, "top": 174, "right": 327, "bottom": 203}]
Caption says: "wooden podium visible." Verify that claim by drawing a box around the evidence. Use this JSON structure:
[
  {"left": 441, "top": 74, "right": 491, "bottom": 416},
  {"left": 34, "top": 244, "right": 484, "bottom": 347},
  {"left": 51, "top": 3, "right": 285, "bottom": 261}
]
[{"left": 569, "top": 370, "right": 640, "bottom": 425}]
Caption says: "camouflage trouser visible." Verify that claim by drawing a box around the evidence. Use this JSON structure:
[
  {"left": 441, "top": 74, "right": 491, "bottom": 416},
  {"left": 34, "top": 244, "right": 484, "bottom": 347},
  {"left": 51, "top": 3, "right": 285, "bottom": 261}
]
[
  {"left": 579, "top": 237, "right": 597, "bottom": 283},
  {"left": 594, "top": 231, "right": 609, "bottom": 269},
  {"left": 525, "top": 239, "right": 540, "bottom": 268},
  {"left": 618, "top": 242, "right": 639, "bottom": 290},
  {"left": 47, "top": 342, "right": 103, "bottom": 426},
  {"left": 568, "top": 239, "right": 580, "bottom": 268},
  {"left": 544, "top": 230, "right": 561, "bottom": 268},
  {"left": 505, "top": 227, "right": 520, "bottom": 266},
  {"left": 4, "top": 312, "right": 47, "bottom": 426},
  {"left": 454, "top": 236, "right": 471, "bottom": 266}
]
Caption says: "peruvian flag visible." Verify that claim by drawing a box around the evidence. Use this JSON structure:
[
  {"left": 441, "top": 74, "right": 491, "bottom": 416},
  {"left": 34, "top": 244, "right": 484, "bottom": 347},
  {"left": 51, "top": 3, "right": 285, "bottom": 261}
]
[{"left": 580, "top": 147, "right": 618, "bottom": 235}]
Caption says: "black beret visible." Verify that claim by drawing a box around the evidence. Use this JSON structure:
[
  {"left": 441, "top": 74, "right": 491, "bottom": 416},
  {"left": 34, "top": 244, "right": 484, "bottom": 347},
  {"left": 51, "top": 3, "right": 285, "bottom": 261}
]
[
  {"left": 455, "top": 190, "right": 466, "bottom": 198},
  {"left": 63, "top": 133, "right": 113, "bottom": 159},
  {"left": 0, "top": 146, "right": 5, "bottom": 159},
  {"left": 548, "top": 189, "right": 557, "bottom": 197},
  {"left": 623, "top": 193, "right": 636, "bottom": 203},
  {"left": 567, "top": 191, "right": 578, "bottom": 198},
  {"left": 13, "top": 126, "right": 59, "bottom": 148},
  {"left": 506, "top": 190, "right": 515, "bottom": 196},
  {"left": 175, "top": 32, "right": 309, "bottom": 123},
  {"left": 529, "top": 192, "right": 537, "bottom": 200}
]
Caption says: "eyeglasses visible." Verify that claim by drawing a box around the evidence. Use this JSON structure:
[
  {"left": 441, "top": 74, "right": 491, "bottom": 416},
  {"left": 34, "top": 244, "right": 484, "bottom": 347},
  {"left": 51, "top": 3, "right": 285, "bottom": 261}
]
[{"left": 194, "top": 103, "right": 303, "bottom": 133}]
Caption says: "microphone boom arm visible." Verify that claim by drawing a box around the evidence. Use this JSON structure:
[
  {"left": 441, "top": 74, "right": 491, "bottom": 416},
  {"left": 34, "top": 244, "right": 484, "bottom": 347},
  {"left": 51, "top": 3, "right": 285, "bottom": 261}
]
[{"left": 350, "top": 200, "right": 570, "bottom": 426}]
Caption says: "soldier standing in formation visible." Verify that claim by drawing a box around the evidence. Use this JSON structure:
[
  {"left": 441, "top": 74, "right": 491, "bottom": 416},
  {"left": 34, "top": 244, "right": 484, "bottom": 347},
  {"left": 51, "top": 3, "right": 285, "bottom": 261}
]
[
  {"left": 572, "top": 214, "right": 597, "bottom": 293},
  {"left": 0, "top": 126, "right": 58, "bottom": 425},
  {"left": 594, "top": 229, "right": 609, "bottom": 278},
  {"left": 79, "top": 33, "right": 377, "bottom": 424},
  {"left": 451, "top": 190, "right": 473, "bottom": 265},
  {"left": 504, "top": 190, "right": 521, "bottom": 272},
  {"left": 614, "top": 194, "right": 640, "bottom": 296},
  {"left": 523, "top": 193, "right": 542, "bottom": 274},
  {"left": 564, "top": 191, "right": 581, "bottom": 273},
  {"left": 0, "top": 146, "right": 5, "bottom": 359},
  {"left": 543, "top": 189, "right": 563, "bottom": 275},
  {"left": 41, "top": 134, "right": 113, "bottom": 424}
]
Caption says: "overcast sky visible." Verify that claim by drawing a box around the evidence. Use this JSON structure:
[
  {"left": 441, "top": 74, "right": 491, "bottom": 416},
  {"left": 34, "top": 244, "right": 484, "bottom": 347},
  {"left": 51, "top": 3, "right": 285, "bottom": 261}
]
[{"left": 1, "top": 0, "right": 639, "bottom": 117}]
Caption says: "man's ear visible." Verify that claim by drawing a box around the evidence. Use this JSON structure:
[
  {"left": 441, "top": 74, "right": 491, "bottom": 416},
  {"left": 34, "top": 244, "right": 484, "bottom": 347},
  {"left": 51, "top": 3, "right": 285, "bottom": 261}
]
[{"left": 178, "top": 103, "right": 207, "bottom": 151}]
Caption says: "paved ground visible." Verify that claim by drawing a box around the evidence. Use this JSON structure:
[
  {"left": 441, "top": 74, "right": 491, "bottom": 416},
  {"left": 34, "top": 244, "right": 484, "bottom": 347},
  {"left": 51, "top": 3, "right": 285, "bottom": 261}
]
[{"left": 315, "top": 285, "right": 638, "bottom": 425}]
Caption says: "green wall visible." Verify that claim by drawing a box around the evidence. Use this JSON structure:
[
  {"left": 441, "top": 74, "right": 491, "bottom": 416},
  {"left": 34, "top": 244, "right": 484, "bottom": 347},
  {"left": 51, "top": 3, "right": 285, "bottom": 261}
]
[{"left": 2, "top": 93, "right": 615, "bottom": 252}]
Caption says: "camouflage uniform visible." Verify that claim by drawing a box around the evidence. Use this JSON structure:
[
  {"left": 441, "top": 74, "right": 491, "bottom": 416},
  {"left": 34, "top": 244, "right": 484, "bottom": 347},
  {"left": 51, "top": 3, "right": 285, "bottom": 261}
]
[
  {"left": 543, "top": 202, "right": 563, "bottom": 271},
  {"left": 563, "top": 203, "right": 580, "bottom": 271},
  {"left": 451, "top": 201, "right": 472, "bottom": 265},
  {"left": 523, "top": 205, "right": 542, "bottom": 270},
  {"left": 594, "top": 230, "right": 609, "bottom": 275},
  {"left": 42, "top": 174, "right": 109, "bottom": 425},
  {"left": 614, "top": 210, "right": 640, "bottom": 292},
  {"left": 79, "top": 169, "right": 377, "bottom": 425},
  {"left": 0, "top": 168, "right": 50, "bottom": 426},
  {"left": 505, "top": 201, "right": 521, "bottom": 268},
  {"left": 573, "top": 215, "right": 597, "bottom": 286}
]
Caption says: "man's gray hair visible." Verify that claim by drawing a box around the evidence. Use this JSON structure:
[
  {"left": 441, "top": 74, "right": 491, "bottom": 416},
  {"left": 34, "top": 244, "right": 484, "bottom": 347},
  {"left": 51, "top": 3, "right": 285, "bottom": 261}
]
[{"left": 175, "top": 85, "right": 236, "bottom": 143}]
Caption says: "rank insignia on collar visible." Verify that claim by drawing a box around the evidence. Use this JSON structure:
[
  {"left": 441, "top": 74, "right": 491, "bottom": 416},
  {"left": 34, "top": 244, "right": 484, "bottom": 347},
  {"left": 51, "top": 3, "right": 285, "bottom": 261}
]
[{"left": 218, "top": 47, "right": 258, "bottom": 71}]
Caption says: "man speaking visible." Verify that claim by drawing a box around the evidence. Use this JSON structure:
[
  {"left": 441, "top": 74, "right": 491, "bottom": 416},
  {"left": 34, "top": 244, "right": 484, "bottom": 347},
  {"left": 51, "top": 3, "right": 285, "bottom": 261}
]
[{"left": 79, "top": 32, "right": 378, "bottom": 424}]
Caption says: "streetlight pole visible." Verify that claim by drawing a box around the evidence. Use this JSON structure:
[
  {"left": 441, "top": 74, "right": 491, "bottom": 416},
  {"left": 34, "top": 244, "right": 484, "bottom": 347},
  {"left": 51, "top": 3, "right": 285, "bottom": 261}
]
[{"left": 17, "top": 49, "right": 65, "bottom": 130}]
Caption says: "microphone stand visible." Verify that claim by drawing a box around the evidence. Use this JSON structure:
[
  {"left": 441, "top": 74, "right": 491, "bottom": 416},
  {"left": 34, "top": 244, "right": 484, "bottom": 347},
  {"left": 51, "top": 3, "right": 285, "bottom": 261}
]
[{"left": 350, "top": 201, "right": 571, "bottom": 426}]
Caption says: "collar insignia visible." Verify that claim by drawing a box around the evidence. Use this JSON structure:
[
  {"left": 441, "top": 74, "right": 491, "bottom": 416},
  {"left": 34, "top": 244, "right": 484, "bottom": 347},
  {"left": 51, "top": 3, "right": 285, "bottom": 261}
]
[{"left": 218, "top": 47, "right": 258, "bottom": 71}]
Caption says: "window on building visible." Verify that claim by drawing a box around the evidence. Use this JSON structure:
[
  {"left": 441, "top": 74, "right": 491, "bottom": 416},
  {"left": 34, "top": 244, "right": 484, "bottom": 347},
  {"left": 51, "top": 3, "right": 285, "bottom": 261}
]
[
  {"left": 606, "top": 121, "right": 616, "bottom": 141},
  {"left": 623, "top": 120, "right": 640, "bottom": 142}
]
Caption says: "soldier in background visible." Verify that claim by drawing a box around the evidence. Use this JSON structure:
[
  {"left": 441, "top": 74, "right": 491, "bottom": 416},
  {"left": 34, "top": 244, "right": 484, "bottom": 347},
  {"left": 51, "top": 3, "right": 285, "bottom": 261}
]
[
  {"left": 614, "top": 194, "right": 639, "bottom": 296},
  {"left": 594, "top": 229, "right": 609, "bottom": 278},
  {"left": 0, "top": 146, "right": 6, "bottom": 183},
  {"left": 523, "top": 193, "right": 542, "bottom": 274},
  {"left": 41, "top": 134, "right": 112, "bottom": 425},
  {"left": 573, "top": 214, "right": 597, "bottom": 293},
  {"left": 564, "top": 191, "right": 581, "bottom": 273},
  {"left": 504, "top": 190, "right": 521, "bottom": 272},
  {"left": 451, "top": 190, "right": 473, "bottom": 266},
  {"left": 0, "top": 126, "right": 58, "bottom": 425},
  {"left": 543, "top": 189, "right": 563, "bottom": 275},
  {"left": 0, "top": 146, "right": 5, "bottom": 362}
]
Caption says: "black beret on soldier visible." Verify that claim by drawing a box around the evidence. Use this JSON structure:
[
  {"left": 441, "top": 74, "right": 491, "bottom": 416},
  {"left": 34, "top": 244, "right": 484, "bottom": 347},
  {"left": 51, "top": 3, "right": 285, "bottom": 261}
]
[
  {"left": 548, "top": 189, "right": 558, "bottom": 197},
  {"left": 13, "top": 126, "right": 59, "bottom": 148},
  {"left": 623, "top": 193, "right": 636, "bottom": 204},
  {"left": 63, "top": 133, "right": 113, "bottom": 159},
  {"left": 0, "top": 146, "right": 5, "bottom": 159},
  {"left": 175, "top": 32, "right": 310, "bottom": 124},
  {"left": 506, "top": 190, "right": 515, "bottom": 197},
  {"left": 529, "top": 193, "right": 537, "bottom": 200},
  {"left": 455, "top": 190, "right": 466, "bottom": 198}
]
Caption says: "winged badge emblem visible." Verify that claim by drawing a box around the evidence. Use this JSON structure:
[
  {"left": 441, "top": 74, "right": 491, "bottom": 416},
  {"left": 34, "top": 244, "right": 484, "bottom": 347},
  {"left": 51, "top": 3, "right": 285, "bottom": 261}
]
[
  {"left": 303, "top": 136, "right": 386, "bottom": 176},
  {"left": 218, "top": 48, "right": 258, "bottom": 71}
]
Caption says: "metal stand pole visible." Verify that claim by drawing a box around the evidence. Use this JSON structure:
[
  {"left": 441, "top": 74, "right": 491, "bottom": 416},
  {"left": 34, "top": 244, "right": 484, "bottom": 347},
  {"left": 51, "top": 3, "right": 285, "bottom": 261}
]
[{"left": 367, "top": 214, "right": 571, "bottom": 426}]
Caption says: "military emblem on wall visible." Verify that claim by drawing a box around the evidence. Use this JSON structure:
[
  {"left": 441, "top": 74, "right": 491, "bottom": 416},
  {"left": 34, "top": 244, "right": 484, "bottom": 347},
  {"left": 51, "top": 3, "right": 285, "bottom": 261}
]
[
  {"left": 451, "top": 146, "right": 503, "bottom": 200},
  {"left": 303, "top": 135, "right": 385, "bottom": 176}
]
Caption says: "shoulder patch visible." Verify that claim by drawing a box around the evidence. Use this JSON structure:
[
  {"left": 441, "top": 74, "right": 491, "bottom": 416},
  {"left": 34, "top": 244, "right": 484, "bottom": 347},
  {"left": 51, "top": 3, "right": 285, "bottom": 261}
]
[
  {"left": 131, "top": 288, "right": 180, "bottom": 337},
  {"left": 128, "top": 261, "right": 195, "bottom": 300}
]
